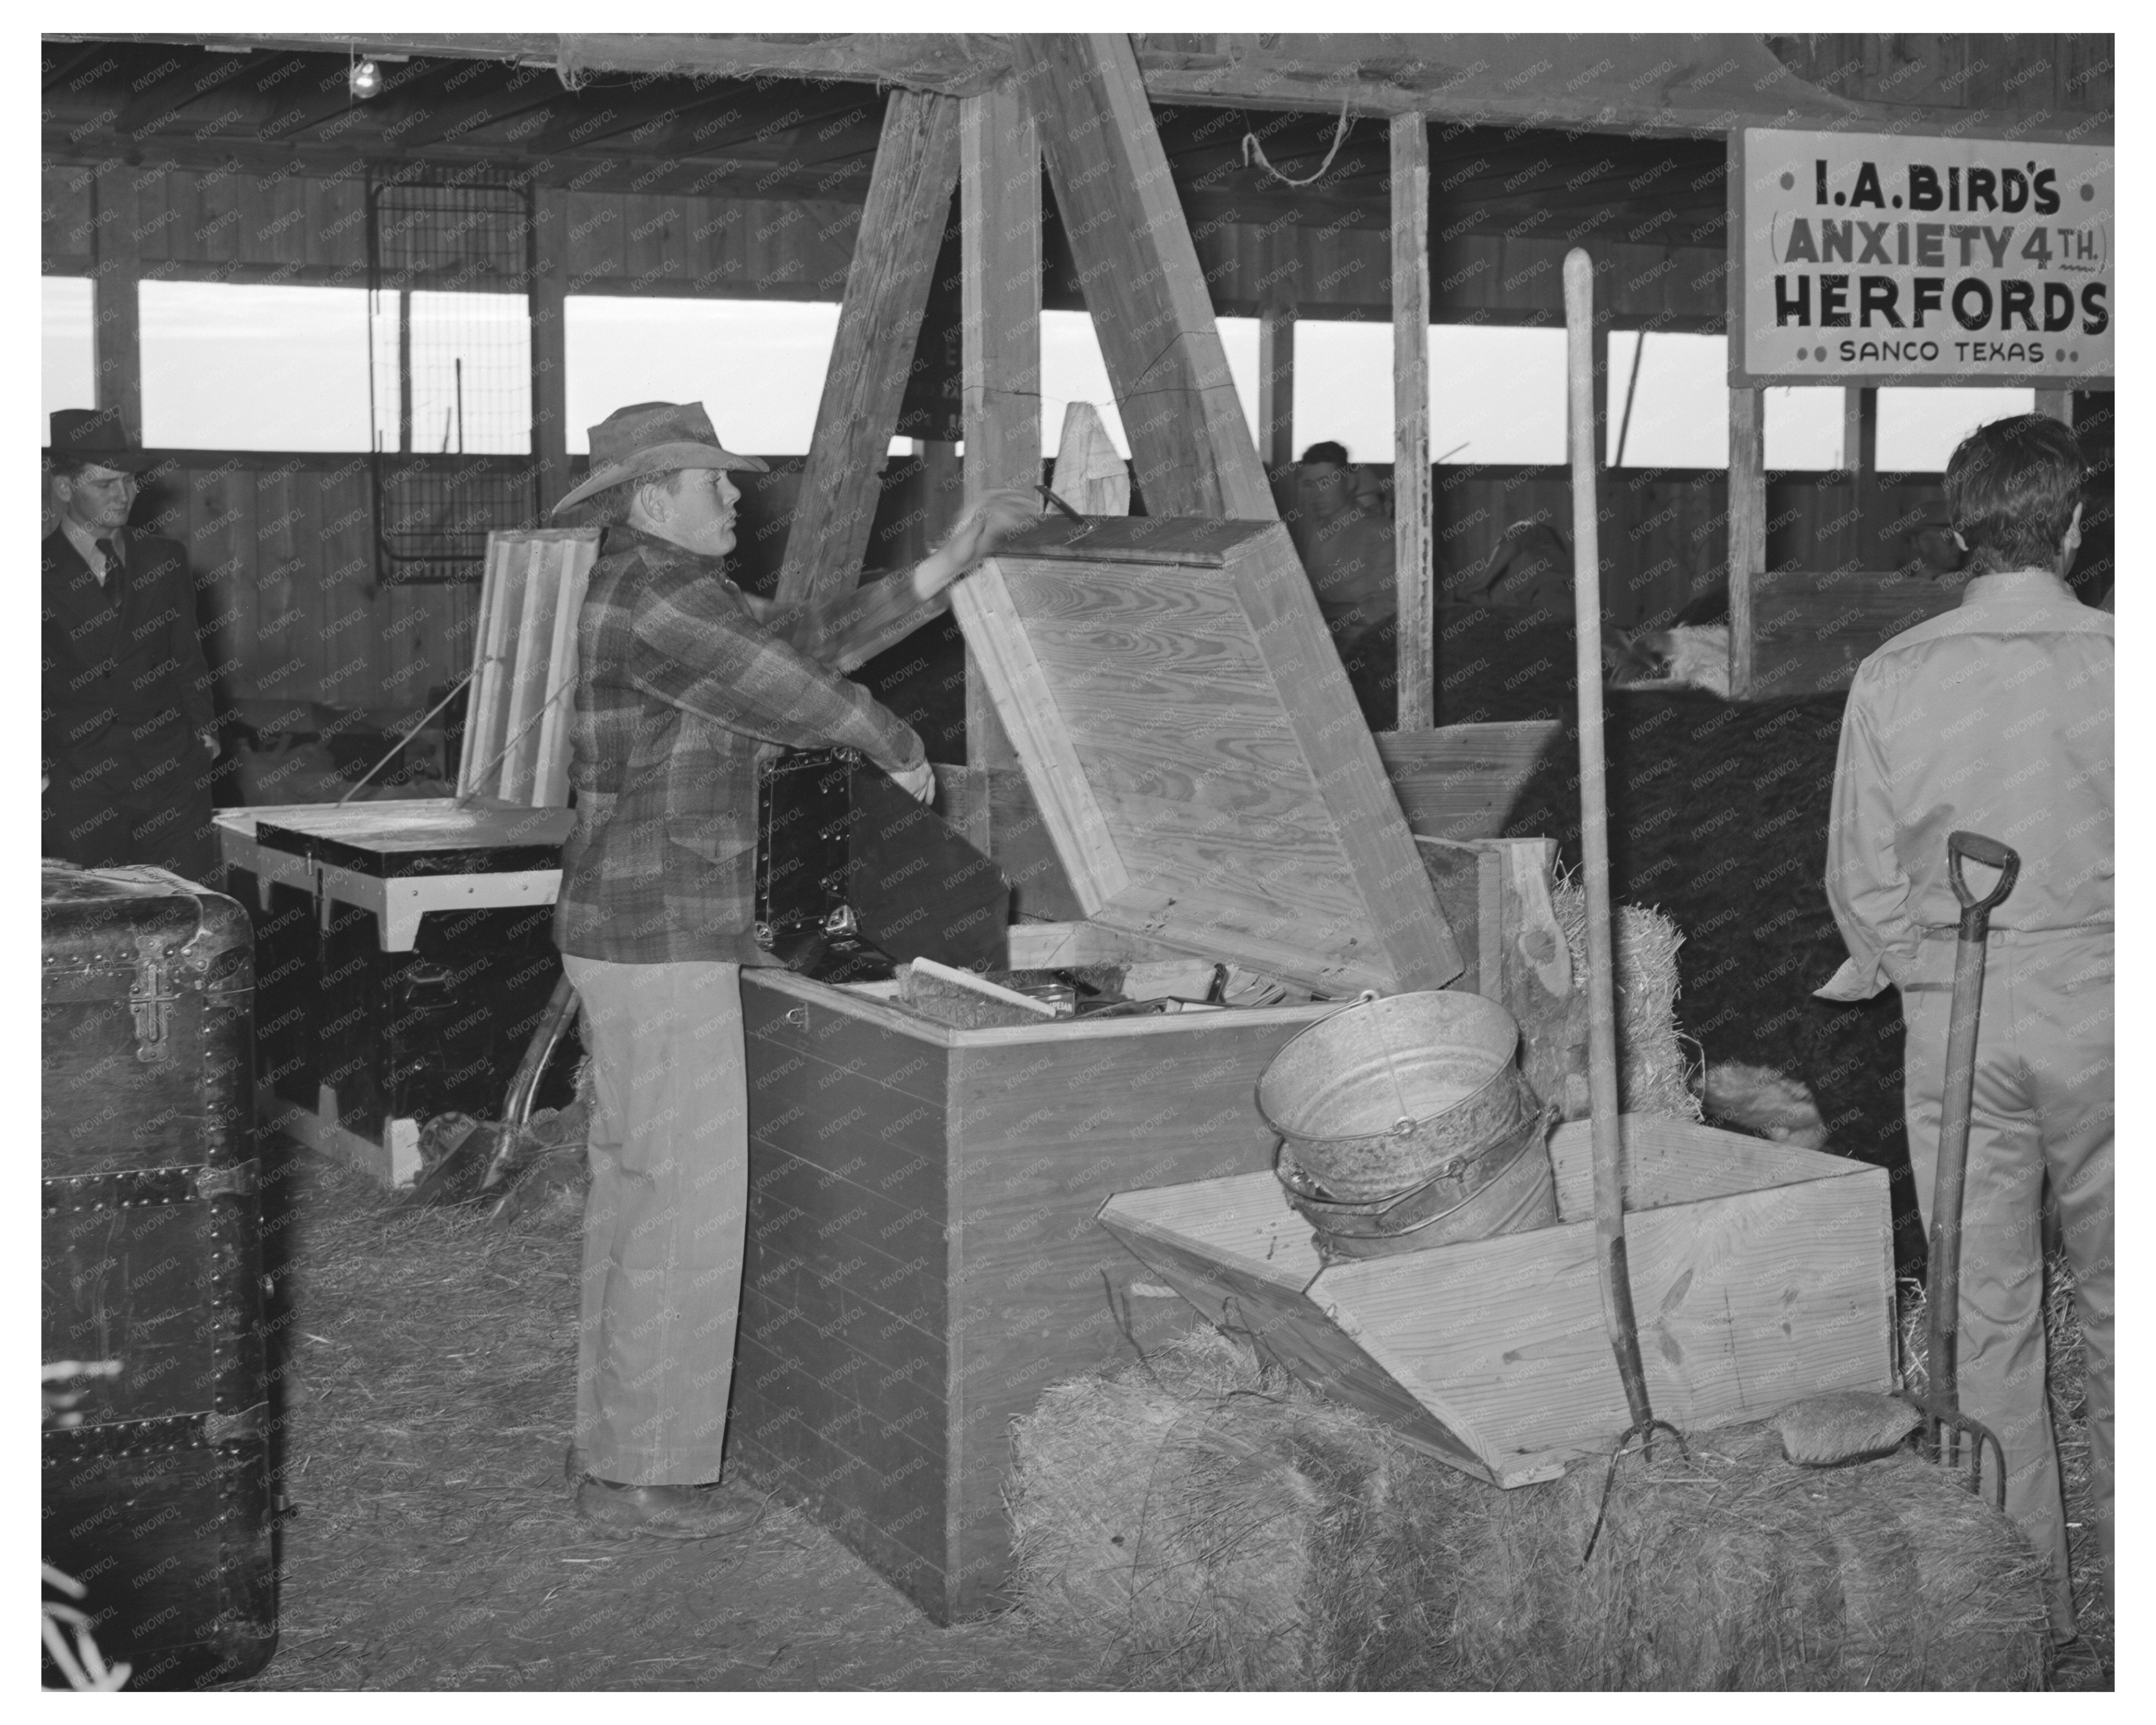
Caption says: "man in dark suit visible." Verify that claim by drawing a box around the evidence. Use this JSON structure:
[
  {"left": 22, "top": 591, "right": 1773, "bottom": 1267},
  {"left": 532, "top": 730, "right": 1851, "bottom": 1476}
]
[{"left": 42, "top": 408, "right": 219, "bottom": 880}]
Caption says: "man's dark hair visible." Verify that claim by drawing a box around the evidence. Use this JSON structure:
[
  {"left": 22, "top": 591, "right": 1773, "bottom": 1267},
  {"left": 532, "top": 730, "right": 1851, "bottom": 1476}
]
[
  {"left": 1943, "top": 414, "right": 2085, "bottom": 575},
  {"left": 1299, "top": 440, "right": 1351, "bottom": 467},
  {"left": 570, "top": 469, "right": 681, "bottom": 529}
]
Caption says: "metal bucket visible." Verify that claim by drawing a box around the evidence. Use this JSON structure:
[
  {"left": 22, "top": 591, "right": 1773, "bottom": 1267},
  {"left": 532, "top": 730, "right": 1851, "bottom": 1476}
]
[
  {"left": 1255, "top": 990, "right": 1530, "bottom": 1202},
  {"left": 1299, "top": 1109, "right": 1560, "bottom": 1264}
]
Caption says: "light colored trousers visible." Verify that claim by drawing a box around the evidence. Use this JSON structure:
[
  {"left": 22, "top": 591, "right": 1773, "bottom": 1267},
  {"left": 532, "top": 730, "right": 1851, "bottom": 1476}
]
[
  {"left": 562, "top": 956, "right": 748, "bottom": 1487},
  {"left": 1900, "top": 927, "right": 2112, "bottom": 1635}
]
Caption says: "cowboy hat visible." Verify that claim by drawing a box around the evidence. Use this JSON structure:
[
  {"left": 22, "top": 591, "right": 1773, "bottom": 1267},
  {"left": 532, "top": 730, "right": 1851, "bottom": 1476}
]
[
  {"left": 551, "top": 401, "right": 768, "bottom": 515},
  {"left": 46, "top": 407, "right": 144, "bottom": 472}
]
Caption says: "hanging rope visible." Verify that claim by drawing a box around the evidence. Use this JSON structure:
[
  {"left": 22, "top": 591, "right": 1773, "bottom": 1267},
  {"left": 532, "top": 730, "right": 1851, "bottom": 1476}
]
[
  {"left": 553, "top": 35, "right": 591, "bottom": 94},
  {"left": 1242, "top": 97, "right": 1354, "bottom": 188}
]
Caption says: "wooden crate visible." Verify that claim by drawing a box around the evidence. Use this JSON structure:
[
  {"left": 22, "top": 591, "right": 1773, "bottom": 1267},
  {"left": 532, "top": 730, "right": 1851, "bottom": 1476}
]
[
  {"left": 732, "top": 956, "right": 1342, "bottom": 1624},
  {"left": 1098, "top": 1114, "right": 1896, "bottom": 1487}
]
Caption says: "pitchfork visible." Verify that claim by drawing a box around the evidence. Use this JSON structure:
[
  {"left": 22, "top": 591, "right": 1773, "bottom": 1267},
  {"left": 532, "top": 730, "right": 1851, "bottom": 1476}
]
[{"left": 1903, "top": 830, "right": 2020, "bottom": 1508}]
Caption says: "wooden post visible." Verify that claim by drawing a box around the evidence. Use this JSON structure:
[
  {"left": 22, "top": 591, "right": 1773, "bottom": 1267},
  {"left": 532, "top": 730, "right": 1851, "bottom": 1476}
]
[
  {"left": 1727, "top": 387, "right": 1765, "bottom": 698},
  {"left": 2034, "top": 389, "right": 2073, "bottom": 426},
  {"left": 778, "top": 89, "right": 963, "bottom": 606},
  {"left": 90, "top": 162, "right": 142, "bottom": 440},
  {"left": 1014, "top": 33, "right": 1274, "bottom": 520},
  {"left": 530, "top": 185, "right": 571, "bottom": 517},
  {"left": 1843, "top": 384, "right": 1877, "bottom": 566},
  {"left": 959, "top": 82, "right": 1040, "bottom": 804},
  {"left": 1390, "top": 113, "right": 1434, "bottom": 733},
  {"left": 1258, "top": 306, "right": 1296, "bottom": 474}
]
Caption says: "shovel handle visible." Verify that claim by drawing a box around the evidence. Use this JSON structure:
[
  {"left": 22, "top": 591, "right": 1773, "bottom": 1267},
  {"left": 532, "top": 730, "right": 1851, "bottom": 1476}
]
[{"left": 1947, "top": 830, "right": 2019, "bottom": 924}]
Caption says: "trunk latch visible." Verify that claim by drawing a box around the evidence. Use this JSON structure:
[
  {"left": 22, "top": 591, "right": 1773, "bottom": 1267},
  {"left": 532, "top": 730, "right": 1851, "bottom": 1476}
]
[{"left": 128, "top": 937, "right": 179, "bottom": 1062}]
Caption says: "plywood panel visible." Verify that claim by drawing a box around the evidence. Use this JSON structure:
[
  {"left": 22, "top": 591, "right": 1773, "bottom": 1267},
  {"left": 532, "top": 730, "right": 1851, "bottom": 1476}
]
[{"left": 958, "top": 515, "right": 1458, "bottom": 993}]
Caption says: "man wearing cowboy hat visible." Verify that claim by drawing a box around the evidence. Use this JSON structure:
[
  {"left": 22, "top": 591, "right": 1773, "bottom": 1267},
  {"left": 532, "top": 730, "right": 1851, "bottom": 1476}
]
[
  {"left": 42, "top": 408, "right": 220, "bottom": 879},
  {"left": 552, "top": 401, "right": 1036, "bottom": 1539}
]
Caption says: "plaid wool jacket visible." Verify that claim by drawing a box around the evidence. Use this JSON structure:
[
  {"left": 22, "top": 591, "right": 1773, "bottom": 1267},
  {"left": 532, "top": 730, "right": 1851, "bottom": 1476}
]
[{"left": 554, "top": 527, "right": 941, "bottom": 964}]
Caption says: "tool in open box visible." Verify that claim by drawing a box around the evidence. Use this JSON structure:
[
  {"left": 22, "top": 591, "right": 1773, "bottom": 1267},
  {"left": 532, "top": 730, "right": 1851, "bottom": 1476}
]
[{"left": 403, "top": 973, "right": 583, "bottom": 1218}]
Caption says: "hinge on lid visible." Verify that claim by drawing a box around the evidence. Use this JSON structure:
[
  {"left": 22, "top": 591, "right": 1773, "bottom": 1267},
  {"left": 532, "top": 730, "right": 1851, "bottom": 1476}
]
[{"left": 128, "top": 936, "right": 181, "bottom": 1063}]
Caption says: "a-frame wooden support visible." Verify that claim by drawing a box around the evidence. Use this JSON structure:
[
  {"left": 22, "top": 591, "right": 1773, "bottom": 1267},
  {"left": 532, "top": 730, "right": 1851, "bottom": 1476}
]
[
  {"left": 777, "top": 89, "right": 963, "bottom": 606},
  {"left": 1012, "top": 34, "right": 1275, "bottom": 521}
]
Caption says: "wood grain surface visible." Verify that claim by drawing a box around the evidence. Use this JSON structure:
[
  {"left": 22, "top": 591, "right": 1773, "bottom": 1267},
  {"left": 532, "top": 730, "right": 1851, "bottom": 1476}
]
[
  {"left": 959, "top": 523, "right": 1458, "bottom": 992},
  {"left": 776, "top": 89, "right": 962, "bottom": 607},
  {"left": 1375, "top": 721, "right": 1560, "bottom": 839},
  {"left": 1103, "top": 1112, "right": 1895, "bottom": 1484}
]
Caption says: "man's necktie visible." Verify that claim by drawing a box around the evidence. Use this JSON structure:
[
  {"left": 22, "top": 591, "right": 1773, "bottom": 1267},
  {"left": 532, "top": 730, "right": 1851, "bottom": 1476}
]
[{"left": 94, "top": 537, "right": 121, "bottom": 582}]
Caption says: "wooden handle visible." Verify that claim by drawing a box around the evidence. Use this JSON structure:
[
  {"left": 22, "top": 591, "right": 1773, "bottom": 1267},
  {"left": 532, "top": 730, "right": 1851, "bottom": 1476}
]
[{"left": 1564, "top": 248, "right": 1654, "bottom": 1434}]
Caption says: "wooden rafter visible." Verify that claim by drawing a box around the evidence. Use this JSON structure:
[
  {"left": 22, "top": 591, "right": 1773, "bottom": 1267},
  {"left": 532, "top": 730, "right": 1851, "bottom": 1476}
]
[
  {"left": 775, "top": 88, "right": 962, "bottom": 606},
  {"left": 1015, "top": 33, "right": 1272, "bottom": 522}
]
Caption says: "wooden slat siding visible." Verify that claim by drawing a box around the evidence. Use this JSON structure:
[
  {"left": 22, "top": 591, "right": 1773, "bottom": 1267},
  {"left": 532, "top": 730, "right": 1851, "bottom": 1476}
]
[
  {"left": 315, "top": 462, "right": 376, "bottom": 706},
  {"left": 237, "top": 463, "right": 303, "bottom": 706},
  {"left": 1016, "top": 34, "right": 1274, "bottom": 522},
  {"left": 1231, "top": 533, "right": 1463, "bottom": 989},
  {"left": 619, "top": 192, "right": 678, "bottom": 289},
  {"left": 91, "top": 162, "right": 142, "bottom": 436},
  {"left": 1392, "top": 114, "right": 1435, "bottom": 730},
  {"left": 776, "top": 89, "right": 961, "bottom": 608},
  {"left": 1375, "top": 721, "right": 1560, "bottom": 840},
  {"left": 941, "top": 1014, "right": 1320, "bottom": 1615},
  {"left": 1747, "top": 568, "right": 1960, "bottom": 698},
  {"left": 562, "top": 190, "right": 624, "bottom": 289},
  {"left": 301, "top": 168, "right": 368, "bottom": 273},
  {"left": 173, "top": 462, "right": 245, "bottom": 708},
  {"left": 958, "top": 83, "right": 1039, "bottom": 794},
  {"left": 44, "top": 162, "right": 96, "bottom": 269}
]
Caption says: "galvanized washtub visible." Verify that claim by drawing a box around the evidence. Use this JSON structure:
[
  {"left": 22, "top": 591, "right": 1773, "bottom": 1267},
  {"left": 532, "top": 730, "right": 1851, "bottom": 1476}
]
[
  {"left": 1255, "top": 990, "right": 1532, "bottom": 1203},
  {"left": 1276, "top": 1105, "right": 1560, "bottom": 1261}
]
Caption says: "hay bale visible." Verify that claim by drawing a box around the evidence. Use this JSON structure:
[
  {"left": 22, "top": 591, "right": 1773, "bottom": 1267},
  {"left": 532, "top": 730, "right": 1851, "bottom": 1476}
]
[
  {"left": 1552, "top": 881, "right": 1701, "bottom": 1122},
  {"left": 1010, "top": 1327, "right": 2049, "bottom": 1690}
]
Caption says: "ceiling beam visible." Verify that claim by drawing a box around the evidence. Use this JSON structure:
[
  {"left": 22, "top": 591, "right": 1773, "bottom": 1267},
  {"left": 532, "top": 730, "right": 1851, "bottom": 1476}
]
[{"left": 84, "top": 31, "right": 2111, "bottom": 142}]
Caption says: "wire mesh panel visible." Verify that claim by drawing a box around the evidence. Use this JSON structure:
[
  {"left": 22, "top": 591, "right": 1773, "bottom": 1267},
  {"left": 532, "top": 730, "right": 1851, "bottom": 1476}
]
[{"left": 368, "top": 165, "right": 540, "bottom": 584}]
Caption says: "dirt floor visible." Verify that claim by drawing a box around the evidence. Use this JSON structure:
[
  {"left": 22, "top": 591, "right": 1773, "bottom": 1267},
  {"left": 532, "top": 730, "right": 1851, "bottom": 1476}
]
[
  {"left": 229, "top": 1133, "right": 2111, "bottom": 1693},
  {"left": 233, "top": 1137, "right": 1112, "bottom": 1691}
]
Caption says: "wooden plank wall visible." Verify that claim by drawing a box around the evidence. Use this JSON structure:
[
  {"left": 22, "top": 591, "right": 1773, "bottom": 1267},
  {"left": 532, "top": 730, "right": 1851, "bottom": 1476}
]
[
  {"left": 1314, "top": 464, "right": 1952, "bottom": 631},
  {"left": 49, "top": 158, "right": 1727, "bottom": 325}
]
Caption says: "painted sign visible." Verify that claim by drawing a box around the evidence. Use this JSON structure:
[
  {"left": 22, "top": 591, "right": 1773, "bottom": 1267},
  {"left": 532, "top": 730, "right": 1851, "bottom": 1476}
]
[{"left": 1731, "top": 128, "right": 2112, "bottom": 387}]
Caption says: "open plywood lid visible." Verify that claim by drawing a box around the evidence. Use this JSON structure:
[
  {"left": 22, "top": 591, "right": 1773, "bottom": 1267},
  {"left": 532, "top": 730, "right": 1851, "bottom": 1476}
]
[{"left": 951, "top": 516, "right": 1461, "bottom": 995}]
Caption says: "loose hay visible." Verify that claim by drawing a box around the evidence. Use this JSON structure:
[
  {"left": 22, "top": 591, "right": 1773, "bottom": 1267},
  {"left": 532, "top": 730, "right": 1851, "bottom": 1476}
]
[
  {"left": 1010, "top": 1327, "right": 2049, "bottom": 1690},
  {"left": 1552, "top": 881, "right": 1701, "bottom": 1122}
]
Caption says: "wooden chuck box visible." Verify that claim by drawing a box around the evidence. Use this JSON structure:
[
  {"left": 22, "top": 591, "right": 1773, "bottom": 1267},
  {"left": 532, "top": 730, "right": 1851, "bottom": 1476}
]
[{"left": 733, "top": 515, "right": 1466, "bottom": 1622}]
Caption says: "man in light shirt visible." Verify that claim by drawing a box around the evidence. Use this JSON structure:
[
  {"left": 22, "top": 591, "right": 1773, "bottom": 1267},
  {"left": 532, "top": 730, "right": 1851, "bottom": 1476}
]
[{"left": 1821, "top": 413, "right": 2111, "bottom": 1652}]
